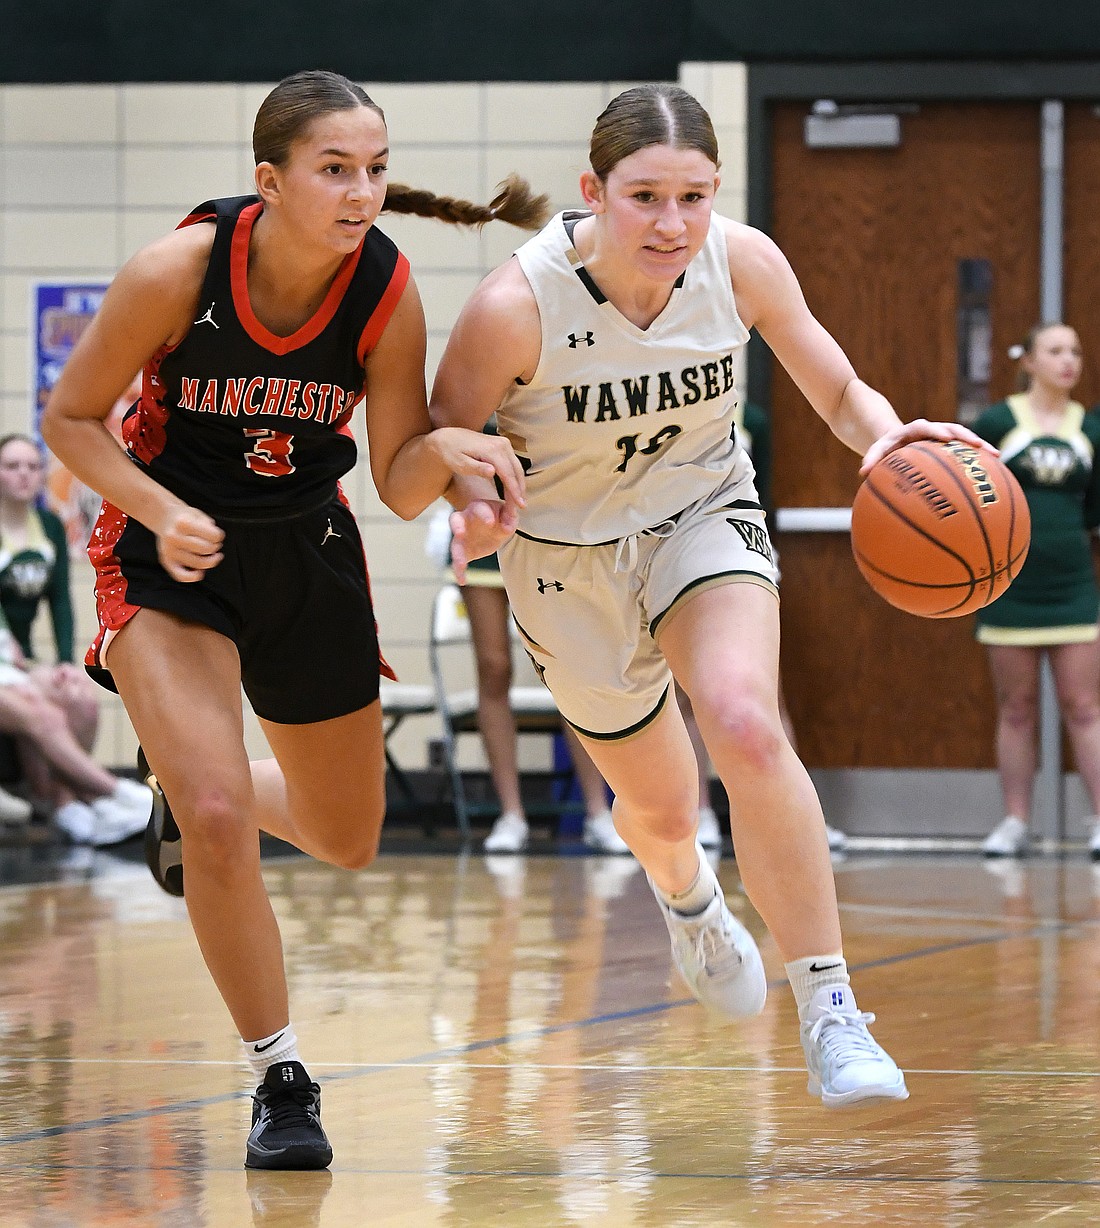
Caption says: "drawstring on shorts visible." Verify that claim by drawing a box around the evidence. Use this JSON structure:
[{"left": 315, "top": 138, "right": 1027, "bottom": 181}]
[{"left": 613, "top": 519, "right": 678, "bottom": 575}]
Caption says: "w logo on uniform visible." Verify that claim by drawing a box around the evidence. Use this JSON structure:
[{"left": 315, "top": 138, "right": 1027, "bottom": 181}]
[
  {"left": 567, "top": 331, "right": 595, "bottom": 348},
  {"left": 1023, "top": 442, "right": 1077, "bottom": 486},
  {"left": 727, "top": 518, "right": 774, "bottom": 561}
]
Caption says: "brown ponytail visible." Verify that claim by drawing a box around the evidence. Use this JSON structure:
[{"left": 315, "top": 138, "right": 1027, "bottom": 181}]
[{"left": 383, "top": 174, "right": 549, "bottom": 231}]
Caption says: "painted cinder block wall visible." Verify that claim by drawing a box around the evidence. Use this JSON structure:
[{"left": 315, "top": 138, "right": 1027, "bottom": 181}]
[{"left": 0, "top": 64, "right": 748, "bottom": 771}]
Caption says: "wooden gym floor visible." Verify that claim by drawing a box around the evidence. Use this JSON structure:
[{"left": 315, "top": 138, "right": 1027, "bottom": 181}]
[{"left": 2, "top": 842, "right": 1100, "bottom": 1226}]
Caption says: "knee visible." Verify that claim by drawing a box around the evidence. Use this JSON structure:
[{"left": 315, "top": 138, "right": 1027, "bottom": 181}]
[
  {"left": 476, "top": 655, "right": 512, "bottom": 701},
  {"left": 999, "top": 696, "right": 1038, "bottom": 733},
  {"left": 179, "top": 790, "right": 257, "bottom": 878},
  {"left": 55, "top": 671, "right": 98, "bottom": 710},
  {"left": 706, "top": 696, "right": 787, "bottom": 776},
  {"left": 323, "top": 829, "right": 382, "bottom": 872},
  {"left": 1061, "top": 695, "right": 1100, "bottom": 731},
  {"left": 21, "top": 692, "right": 68, "bottom": 741},
  {"left": 652, "top": 808, "right": 700, "bottom": 845},
  {"left": 616, "top": 789, "right": 698, "bottom": 843},
  {"left": 72, "top": 694, "right": 100, "bottom": 728},
  {"left": 298, "top": 793, "right": 386, "bottom": 871}
]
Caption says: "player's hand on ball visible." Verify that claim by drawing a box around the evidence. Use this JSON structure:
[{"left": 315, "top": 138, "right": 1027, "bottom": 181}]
[{"left": 860, "top": 418, "right": 998, "bottom": 477}]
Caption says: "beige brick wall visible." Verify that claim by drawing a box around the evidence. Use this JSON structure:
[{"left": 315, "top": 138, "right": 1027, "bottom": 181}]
[{"left": 0, "top": 68, "right": 748, "bottom": 775}]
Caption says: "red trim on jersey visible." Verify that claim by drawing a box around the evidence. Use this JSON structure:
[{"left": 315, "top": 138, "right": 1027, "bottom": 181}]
[
  {"left": 356, "top": 252, "right": 411, "bottom": 365},
  {"left": 122, "top": 348, "right": 174, "bottom": 464},
  {"left": 83, "top": 502, "right": 143, "bottom": 671},
  {"left": 229, "top": 203, "right": 365, "bottom": 356},
  {"left": 178, "top": 209, "right": 217, "bottom": 229},
  {"left": 85, "top": 625, "right": 110, "bottom": 673}
]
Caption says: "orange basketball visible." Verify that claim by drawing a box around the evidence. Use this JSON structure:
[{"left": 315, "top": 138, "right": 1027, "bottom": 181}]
[{"left": 851, "top": 439, "right": 1031, "bottom": 618}]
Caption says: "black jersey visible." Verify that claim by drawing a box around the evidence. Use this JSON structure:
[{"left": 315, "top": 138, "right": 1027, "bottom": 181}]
[{"left": 122, "top": 195, "right": 409, "bottom": 520}]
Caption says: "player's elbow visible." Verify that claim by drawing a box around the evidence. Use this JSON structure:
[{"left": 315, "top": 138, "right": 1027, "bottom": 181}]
[
  {"left": 40, "top": 402, "right": 65, "bottom": 452},
  {"left": 380, "top": 488, "right": 431, "bottom": 521},
  {"left": 371, "top": 462, "right": 432, "bottom": 521},
  {"left": 40, "top": 403, "right": 83, "bottom": 469}
]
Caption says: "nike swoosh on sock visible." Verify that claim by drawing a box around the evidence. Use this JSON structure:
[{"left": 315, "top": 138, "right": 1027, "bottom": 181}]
[{"left": 253, "top": 1031, "right": 286, "bottom": 1054}]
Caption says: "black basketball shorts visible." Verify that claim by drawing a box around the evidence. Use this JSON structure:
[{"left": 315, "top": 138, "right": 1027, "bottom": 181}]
[{"left": 85, "top": 497, "right": 387, "bottom": 724}]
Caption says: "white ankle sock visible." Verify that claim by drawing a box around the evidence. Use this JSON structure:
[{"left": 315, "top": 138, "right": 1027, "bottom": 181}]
[
  {"left": 785, "top": 954, "right": 850, "bottom": 1017},
  {"left": 243, "top": 1023, "right": 301, "bottom": 1084},
  {"left": 658, "top": 854, "right": 716, "bottom": 917}
]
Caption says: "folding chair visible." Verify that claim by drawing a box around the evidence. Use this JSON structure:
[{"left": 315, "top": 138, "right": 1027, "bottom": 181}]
[
  {"left": 378, "top": 678, "right": 436, "bottom": 807},
  {"left": 428, "top": 583, "right": 562, "bottom": 840}
]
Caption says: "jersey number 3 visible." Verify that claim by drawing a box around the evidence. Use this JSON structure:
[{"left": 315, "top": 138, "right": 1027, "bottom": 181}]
[{"left": 244, "top": 428, "right": 295, "bottom": 477}]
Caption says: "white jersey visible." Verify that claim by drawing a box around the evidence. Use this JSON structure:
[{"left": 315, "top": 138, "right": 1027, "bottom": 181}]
[{"left": 497, "top": 209, "right": 754, "bottom": 544}]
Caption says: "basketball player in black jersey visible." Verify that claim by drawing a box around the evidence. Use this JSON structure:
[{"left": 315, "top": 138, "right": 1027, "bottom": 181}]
[{"left": 42, "top": 70, "right": 542, "bottom": 1170}]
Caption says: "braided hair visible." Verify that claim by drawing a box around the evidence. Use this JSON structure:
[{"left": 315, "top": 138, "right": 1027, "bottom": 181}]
[{"left": 254, "top": 71, "right": 548, "bottom": 231}]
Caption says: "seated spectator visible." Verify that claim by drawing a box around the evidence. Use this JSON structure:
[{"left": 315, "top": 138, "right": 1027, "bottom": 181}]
[{"left": 0, "top": 434, "right": 149, "bottom": 844}]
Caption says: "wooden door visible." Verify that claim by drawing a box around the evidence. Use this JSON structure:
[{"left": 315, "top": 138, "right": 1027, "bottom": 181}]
[
  {"left": 769, "top": 103, "right": 1042, "bottom": 768},
  {"left": 1063, "top": 102, "right": 1100, "bottom": 406}
]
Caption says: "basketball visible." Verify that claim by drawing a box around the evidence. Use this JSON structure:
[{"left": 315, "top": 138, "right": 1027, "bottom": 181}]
[{"left": 851, "top": 439, "right": 1031, "bottom": 618}]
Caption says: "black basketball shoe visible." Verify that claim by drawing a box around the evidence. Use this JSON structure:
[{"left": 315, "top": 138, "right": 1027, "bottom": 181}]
[
  {"left": 245, "top": 1061, "right": 333, "bottom": 1170},
  {"left": 139, "top": 747, "right": 184, "bottom": 897}
]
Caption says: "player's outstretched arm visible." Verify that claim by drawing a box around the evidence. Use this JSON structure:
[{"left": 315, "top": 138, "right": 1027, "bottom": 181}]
[{"left": 726, "top": 221, "right": 994, "bottom": 474}]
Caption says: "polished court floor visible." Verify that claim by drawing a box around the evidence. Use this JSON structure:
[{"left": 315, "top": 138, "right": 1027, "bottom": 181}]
[{"left": 2, "top": 843, "right": 1100, "bottom": 1226}]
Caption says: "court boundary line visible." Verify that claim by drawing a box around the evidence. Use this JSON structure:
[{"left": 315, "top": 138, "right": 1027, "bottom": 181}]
[{"left": 1, "top": 918, "right": 1094, "bottom": 1149}]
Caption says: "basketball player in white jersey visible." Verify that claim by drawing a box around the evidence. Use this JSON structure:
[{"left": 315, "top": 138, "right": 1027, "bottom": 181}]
[{"left": 433, "top": 84, "right": 992, "bottom": 1106}]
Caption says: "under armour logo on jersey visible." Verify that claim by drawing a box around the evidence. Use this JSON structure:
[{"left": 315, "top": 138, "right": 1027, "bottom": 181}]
[
  {"left": 567, "top": 331, "right": 595, "bottom": 348},
  {"left": 321, "top": 518, "right": 341, "bottom": 545},
  {"left": 537, "top": 578, "right": 564, "bottom": 594},
  {"left": 193, "top": 302, "right": 219, "bottom": 328},
  {"left": 726, "top": 518, "right": 774, "bottom": 560}
]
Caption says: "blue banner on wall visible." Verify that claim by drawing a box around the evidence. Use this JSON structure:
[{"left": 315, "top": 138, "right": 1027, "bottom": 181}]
[
  {"left": 32, "top": 282, "right": 108, "bottom": 434},
  {"left": 32, "top": 281, "right": 110, "bottom": 552}
]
